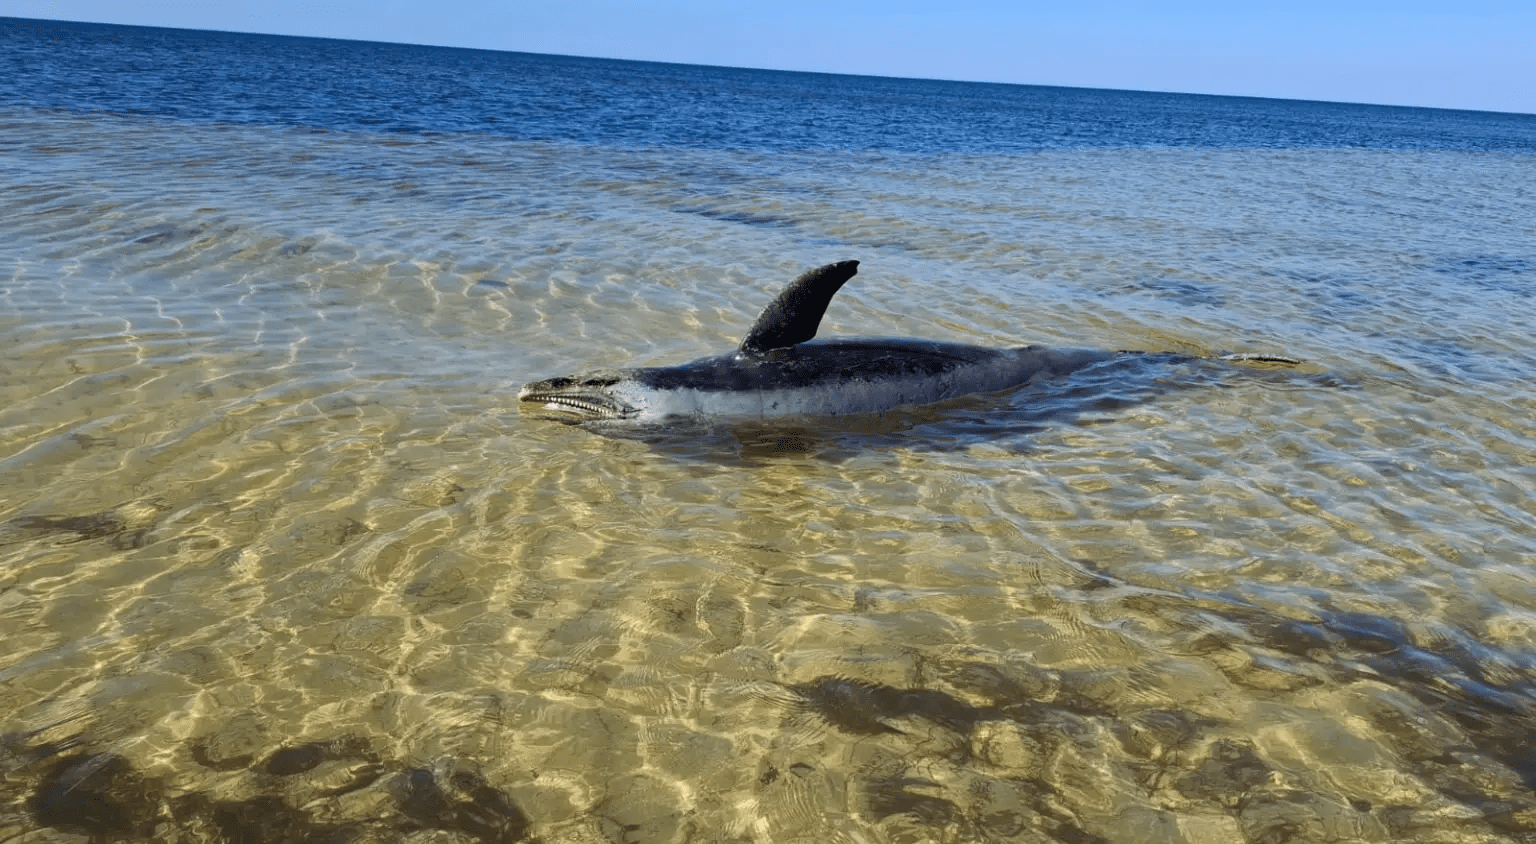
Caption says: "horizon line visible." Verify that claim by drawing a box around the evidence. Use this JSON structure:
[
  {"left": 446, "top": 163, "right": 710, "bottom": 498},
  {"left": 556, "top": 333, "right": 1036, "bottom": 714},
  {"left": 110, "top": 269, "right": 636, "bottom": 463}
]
[{"left": 6, "top": 14, "right": 1533, "bottom": 119}]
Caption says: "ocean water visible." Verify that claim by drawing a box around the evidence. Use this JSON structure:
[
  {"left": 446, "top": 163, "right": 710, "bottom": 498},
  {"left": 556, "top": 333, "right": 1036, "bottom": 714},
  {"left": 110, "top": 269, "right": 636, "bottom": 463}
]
[{"left": 3, "top": 15, "right": 1536, "bottom": 843}]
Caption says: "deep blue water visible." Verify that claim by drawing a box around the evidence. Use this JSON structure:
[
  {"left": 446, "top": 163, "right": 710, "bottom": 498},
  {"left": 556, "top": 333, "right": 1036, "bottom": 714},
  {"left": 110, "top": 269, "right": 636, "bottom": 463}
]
[{"left": 4, "top": 15, "right": 1535, "bottom": 154}]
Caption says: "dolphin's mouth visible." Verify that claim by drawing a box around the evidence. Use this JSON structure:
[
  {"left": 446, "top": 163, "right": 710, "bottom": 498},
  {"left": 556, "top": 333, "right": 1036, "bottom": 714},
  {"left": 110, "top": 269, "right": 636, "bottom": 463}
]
[
  {"left": 519, "top": 393, "right": 629, "bottom": 420},
  {"left": 518, "top": 376, "right": 638, "bottom": 421}
]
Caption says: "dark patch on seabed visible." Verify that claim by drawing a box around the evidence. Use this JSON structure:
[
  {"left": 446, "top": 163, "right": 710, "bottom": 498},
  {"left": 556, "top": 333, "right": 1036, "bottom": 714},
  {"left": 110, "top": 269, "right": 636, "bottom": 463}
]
[
  {"left": 7, "top": 592, "right": 1536, "bottom": 844},
  {"left": 4, "top": 737, "right": 531, "bottom": 843},
  {"left": 3, "top": 499, "right": 169, "bottom": 551},
  {"left": 1113, "top": 274, "right": 1228, "bottom": 308},
  {"left": 1427, "top": 254, "right": 1536, "bottom": 297},
  {"left": 4, "top": 534, "right": 1536, "bottom": 840},
  {"left": 764, "top": 603, "right": 1536, "bottom": 843},
  {"left": 673, "top": 203, "right": 800, "bottom": 231}
]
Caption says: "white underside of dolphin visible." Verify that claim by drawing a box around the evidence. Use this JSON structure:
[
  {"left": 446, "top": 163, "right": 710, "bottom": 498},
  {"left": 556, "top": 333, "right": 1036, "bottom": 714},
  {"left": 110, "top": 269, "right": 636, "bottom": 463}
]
[{"left": 518, "top": 260, "right": 1295, "bottom": 423}]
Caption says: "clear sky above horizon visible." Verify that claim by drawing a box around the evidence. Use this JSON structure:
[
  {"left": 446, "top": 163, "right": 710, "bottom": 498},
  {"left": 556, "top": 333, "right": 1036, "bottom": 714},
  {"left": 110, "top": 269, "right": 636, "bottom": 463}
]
[{"left": 4, "top": 1, "right": 1532, "bottom": 115}]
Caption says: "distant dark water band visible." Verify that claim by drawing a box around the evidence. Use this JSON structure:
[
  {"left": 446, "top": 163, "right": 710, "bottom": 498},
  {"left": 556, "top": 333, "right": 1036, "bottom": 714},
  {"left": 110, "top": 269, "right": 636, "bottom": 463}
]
[{"left": 3, "top": 16, "right": 1535, "bottom": 154}]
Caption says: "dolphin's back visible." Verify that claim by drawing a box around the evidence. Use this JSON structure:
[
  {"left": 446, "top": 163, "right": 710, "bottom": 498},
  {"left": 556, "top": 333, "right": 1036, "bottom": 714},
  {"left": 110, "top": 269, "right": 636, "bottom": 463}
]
[
  {"left": 637, "top": 339, "right": 1007, "bottom": 391},
  {"left": 617, "top": 339, "right": 1112, "bottom": 419}
]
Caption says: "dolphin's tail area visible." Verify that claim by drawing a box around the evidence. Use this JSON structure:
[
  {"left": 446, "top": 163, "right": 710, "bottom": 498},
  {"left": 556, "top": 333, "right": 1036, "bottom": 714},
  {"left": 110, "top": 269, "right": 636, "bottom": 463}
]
[
  {"left": 1217, "top": 352, "right": 1303, "bottom": 365},
  {"left": 1115, "top": 350, "right": 1304, "bottom": 365}
]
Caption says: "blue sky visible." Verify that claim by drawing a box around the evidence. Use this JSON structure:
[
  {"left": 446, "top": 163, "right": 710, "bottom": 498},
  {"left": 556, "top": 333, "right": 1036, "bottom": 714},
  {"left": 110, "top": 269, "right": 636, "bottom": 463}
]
[{"left": 5, "top": 0, "right": 1532, "bottom": 114}]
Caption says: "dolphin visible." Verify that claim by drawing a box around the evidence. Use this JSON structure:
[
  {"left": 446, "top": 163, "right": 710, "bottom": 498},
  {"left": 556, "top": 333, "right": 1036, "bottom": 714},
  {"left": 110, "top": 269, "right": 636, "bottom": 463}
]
[{"left": 518, "top": 260, "right": 1296, "bottom": 423}]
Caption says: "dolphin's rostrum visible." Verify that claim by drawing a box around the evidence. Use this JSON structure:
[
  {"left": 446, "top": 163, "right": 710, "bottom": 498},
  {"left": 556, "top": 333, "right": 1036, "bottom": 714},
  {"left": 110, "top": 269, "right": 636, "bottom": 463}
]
[{"left": 518, "top": 261, "right": 1296, "bottom": 423}]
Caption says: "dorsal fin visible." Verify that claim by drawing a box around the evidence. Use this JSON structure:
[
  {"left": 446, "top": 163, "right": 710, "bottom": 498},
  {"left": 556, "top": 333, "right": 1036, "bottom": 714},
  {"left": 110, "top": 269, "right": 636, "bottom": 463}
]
[{"left": 738, "top": 260, "right": 860, "bottom": 356}]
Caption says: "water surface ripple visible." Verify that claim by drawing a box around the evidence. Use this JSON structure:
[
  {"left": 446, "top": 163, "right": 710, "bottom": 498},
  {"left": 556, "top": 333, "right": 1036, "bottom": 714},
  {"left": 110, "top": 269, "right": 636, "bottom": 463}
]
[{"left": 3, "top": 19, "right": 1536, "bottom": 844}]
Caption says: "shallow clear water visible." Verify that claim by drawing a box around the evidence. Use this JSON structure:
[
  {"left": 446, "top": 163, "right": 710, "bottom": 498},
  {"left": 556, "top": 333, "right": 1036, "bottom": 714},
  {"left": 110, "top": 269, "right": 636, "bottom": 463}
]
[{"left": 4, "top": 18, "right": 1536, "bottom": 844}]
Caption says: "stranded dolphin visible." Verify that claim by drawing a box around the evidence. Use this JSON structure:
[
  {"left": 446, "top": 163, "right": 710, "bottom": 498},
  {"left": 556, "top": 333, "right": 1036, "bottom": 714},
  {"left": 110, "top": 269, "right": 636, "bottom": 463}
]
[{"left": 518, "top": 260, "right": 1296, "bottom": 423}]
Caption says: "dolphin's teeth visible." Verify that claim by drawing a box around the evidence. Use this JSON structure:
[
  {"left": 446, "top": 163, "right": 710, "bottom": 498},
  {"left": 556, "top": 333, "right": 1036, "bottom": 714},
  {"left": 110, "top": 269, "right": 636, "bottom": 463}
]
[{"left": 519, "top": 392, "right": 625, "bottom": 420}]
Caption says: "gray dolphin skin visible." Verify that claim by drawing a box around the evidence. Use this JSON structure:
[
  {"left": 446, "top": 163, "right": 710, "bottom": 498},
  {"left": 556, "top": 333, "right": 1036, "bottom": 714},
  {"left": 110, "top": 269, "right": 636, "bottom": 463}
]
[{"left": 518, "top": 260, "right": 1292, "bottom": 423}]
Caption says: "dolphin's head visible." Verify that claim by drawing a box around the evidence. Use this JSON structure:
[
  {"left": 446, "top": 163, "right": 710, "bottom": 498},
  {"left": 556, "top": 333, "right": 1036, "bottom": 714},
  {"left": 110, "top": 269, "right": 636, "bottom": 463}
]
[{"left": 517, "top": 370, "right": 643, "bottom": 421}]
